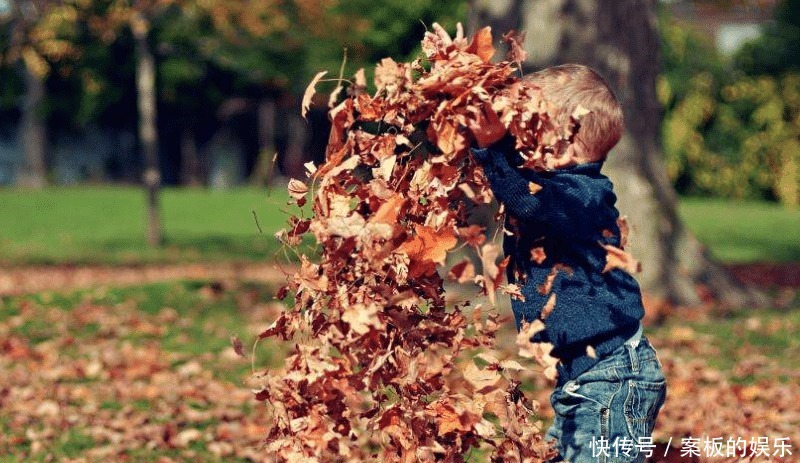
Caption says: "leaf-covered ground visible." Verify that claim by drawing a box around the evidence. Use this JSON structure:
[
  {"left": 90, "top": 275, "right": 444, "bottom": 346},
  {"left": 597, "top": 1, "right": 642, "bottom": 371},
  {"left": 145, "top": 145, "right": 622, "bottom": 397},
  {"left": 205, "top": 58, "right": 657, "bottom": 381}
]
[
  {"left": 0, "top": 281, "right": 283, "bottom": 462},
  {"left": 1, "top": 279, "right": 797, "bottom": 462}
]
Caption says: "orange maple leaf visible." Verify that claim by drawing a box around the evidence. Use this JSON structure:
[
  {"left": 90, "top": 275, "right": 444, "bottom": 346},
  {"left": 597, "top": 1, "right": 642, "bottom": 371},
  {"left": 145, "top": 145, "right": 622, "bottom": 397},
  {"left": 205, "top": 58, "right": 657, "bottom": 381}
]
[{"left": 397, "top": 224, "right": 457, "bottom": 266}]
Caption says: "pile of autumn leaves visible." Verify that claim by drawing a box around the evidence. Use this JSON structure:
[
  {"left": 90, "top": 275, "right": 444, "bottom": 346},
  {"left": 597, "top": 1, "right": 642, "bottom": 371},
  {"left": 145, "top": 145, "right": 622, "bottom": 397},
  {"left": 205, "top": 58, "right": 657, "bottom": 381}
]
[{"left": 256, "top": 25, "right": 577, "bottom": 462}]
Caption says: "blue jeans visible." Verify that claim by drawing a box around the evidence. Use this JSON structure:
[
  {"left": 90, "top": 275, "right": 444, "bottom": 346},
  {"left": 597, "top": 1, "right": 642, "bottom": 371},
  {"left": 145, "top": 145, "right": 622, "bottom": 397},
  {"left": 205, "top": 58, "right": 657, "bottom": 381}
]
[{"left": 545, "top": 333, "right": 667, "bottom": 463}]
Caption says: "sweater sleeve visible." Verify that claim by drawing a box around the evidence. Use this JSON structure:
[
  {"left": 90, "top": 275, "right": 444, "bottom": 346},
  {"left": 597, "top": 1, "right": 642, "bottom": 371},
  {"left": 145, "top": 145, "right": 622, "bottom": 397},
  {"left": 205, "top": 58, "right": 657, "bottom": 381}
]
[{"left": 472, "top": 147, "right": 603, "bottom": 234}]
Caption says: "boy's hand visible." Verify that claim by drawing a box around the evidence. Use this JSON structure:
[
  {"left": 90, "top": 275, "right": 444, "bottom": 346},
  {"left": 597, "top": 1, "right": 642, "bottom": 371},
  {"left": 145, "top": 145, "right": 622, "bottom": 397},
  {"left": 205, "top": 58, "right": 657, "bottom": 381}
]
[{"left": 467, "top": 102, "right": 507, "bottom": 148}]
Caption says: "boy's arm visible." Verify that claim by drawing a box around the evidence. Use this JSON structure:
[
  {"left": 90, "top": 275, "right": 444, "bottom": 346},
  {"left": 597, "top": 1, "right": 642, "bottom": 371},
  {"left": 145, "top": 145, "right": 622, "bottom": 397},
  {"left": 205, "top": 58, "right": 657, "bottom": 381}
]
[{"left": 472, "top": 146, "right": 599, "bottom": 233}]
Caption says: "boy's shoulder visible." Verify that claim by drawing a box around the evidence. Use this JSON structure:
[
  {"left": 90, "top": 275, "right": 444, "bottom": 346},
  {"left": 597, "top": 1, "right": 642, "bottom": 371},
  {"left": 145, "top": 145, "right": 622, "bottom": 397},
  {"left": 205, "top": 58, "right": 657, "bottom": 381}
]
[{"left": 527, "top": 161, "right": 614, "bottom": 199}]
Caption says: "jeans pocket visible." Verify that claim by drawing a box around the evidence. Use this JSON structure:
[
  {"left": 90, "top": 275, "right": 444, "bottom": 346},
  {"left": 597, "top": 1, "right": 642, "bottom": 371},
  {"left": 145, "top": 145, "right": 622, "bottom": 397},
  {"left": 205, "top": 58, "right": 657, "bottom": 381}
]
[{"left": 623, "top": 378, "right": 666, "bottom": 441}]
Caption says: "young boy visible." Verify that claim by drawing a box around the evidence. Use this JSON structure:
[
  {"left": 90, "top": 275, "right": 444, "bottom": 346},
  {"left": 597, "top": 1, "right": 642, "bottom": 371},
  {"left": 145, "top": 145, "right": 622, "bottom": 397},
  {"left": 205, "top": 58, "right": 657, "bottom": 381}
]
[{"left": 470, "top": 64, "right": 667, "bottom": 463}]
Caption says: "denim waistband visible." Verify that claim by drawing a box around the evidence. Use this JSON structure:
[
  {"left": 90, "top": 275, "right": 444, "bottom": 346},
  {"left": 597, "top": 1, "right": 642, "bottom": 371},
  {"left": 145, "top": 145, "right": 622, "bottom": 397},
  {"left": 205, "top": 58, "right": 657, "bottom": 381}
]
[
  {"left": 596, "top": 324, "right": 657, "bottom": 370},
  {"left": 625, "top": 322, "right": 643, "bottom": 347}
]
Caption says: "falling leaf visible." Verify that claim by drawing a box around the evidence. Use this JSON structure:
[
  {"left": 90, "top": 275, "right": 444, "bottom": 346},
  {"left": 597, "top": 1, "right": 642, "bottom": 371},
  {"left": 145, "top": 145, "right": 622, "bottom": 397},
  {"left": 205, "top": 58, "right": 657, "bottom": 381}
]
[
  {"left": 231, "top": 336, "right": 245, "bottom": 357},
  {"left": 465, "top": 363, "right": 503, "bottom": 392},
  {"left": 541, "top": 293, "right": 556, "bottom": 320},
  {"left": 600, "top": 243, "right": 641, "bottom": 274},
  {"left": 530, "top": 246, "right": 546, "bottom": 264},
  {"left": 457, "top": 224, "right": 486, "bottom": 248},
  {"left": 586, "top": 345, "right": 597, "bottom": 358},
  {"left": 538, "top": 263, "right": 573, "bottom": 295},
  {"left": 528, "top": 182, "right": 542, "bottom": 194},
  {"left": 354, "top": 68, "right": 367, "bottom": 88},
  {"left": 301, "top": 71, "right": 327, "bottom": 119},
  {"left": 465, "top": 26, "right": 495, "bottom": 62},
  {"left": 397, "top": 224, "right": 457, "bottom": 266},
  {"left": 500, "top": 283, "right": 525, "bottom": 301},
  {"left": 304, "top": 161, "right": 317, "bottom": 177},
  {"left": 501, "top": 30, "right": 527, "bottom": 64},
  {"left": 571, "top": 105, "right": 591, "bottom": 120},
  {"left": 499, "top": 359, "right": 527, "bottom": 371},
  {"left": 287, "top": 178, "right": 308, "bottom": 201},
  {"left": 617, "top": 216, "right": 630, "bottom": 248},
  {"left": 448, "top": 259, "right": 475, "bottom": 284},
  {"left": 516, "top": 321, "right": 546, "bottom": 357},
  {"left": 370, "top": 193, "right": 406, "bottom": 225}
]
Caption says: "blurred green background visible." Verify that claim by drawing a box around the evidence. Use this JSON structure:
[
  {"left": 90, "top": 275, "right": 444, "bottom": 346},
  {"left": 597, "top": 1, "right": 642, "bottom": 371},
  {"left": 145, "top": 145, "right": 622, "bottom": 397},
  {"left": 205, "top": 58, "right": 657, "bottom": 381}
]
[{"left": 0, "top": 0, "right": 797, "bottom": 266}]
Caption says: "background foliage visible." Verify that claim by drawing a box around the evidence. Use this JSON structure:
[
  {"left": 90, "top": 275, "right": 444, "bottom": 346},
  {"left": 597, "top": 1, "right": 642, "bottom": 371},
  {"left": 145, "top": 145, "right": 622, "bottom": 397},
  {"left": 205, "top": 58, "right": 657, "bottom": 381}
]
[
  {"left": 0, "top": 0, "right": 798, "bottom": 206},
  {"left": 660, "top": 3, "right": 800, "bottom": 206}
]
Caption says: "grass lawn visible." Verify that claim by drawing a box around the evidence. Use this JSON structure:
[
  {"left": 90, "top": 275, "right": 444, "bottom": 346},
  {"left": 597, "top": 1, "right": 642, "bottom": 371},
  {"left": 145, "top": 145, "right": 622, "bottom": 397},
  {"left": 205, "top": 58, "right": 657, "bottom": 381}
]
[
  {"left": 678, "top": 197, "right": 800, "bottom": 262},
  {"left": 0, "top": 187, "right": 797, "bottom": 265},
  {"left": 0, "top": 186, "right": 296, "bottom": 265}
]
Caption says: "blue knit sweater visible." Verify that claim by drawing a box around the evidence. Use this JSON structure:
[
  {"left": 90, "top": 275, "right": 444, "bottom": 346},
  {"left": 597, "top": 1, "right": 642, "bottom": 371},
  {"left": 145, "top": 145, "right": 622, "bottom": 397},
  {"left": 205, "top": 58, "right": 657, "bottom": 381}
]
[{"left": 472, "top": 146, "right": 644, "bottom": 384}]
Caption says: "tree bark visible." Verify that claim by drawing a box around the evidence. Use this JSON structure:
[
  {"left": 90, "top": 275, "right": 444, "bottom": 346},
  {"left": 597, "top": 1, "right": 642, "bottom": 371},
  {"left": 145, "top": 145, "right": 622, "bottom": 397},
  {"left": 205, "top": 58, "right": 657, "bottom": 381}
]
[
  {"left": 283, "top": 113, "right": 308, "bottom": 180},
  {"left": 471, "top": 0, "right": 766, "bottom": 308},
  {"left": 18, "top": 60, "right": 47, "bottom": 188},
  {"left": 180, "top": 127, "right": 201, "bottom": 186},
  {"left": 133, "top": 14, "right": 162, "bottom": 246},
  {"left": 250, "top": 96, "right": 277, "bottom": 186}
]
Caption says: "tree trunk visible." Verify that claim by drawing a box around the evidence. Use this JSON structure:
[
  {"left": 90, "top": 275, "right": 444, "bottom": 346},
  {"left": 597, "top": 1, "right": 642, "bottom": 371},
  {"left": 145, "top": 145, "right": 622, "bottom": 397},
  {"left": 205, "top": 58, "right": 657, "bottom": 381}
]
[
  {"left": 133, "top": 14, "right": 162, "bottom": 246},
  {"left": 283, "top": 114, "right": 308, "bottom": 180},
  {"left": 471, "top": 0, "right": 766, "bottom": 308},
  {"left": 180, "top": 127, "right": 201, "bottom": 186},
  {"left": 250, "top": 96, "right": 277, "bottom": 186},
  {"left": 17, "top": 60, "right": 47, "bottom": 188}
]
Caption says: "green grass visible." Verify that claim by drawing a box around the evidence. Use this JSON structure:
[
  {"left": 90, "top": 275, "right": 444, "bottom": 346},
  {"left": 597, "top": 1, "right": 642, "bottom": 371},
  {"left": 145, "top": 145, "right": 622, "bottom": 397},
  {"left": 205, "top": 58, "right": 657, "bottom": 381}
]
[
  {"left": 0, "top": 186, "right": 296, "bottom": 265},
  {"left": 678, "top": 197, "right": 800, "bottom": 262},
  {"left": 1, "top": 187, "right": 798, "bottom": 265},
  {"left": 648, "top": 303, "right": 800, "bottom": 383}
]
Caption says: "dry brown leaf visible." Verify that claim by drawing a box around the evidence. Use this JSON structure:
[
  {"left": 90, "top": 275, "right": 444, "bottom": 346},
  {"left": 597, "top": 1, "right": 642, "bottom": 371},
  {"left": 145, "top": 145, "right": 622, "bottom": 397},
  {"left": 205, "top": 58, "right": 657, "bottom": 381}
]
[
  {"left": 231, "top": 336, "right": 245, "bottom": 357},
  {"left": 530, "top": 246, "right": 546, "bottom": 264},
  {"left": 501, "top": 30, "right": 527, "bottom": 63},
  {"left": 301, "top": 71, "right": 327, "bottom": 119},
  {"left": 397, "top": 224, "right": 457, "bottom": 266},
  {"left": 465, "top": 26, "right": 495, "bottom": 63},
  {"left": 600, "top": 243, "right": 641, "bottom": 274},
  {"left": 370, "top": 192, "right": 406, "bottom": 225},
  {"left": 500, "top": 283, "right": 525, "bottom": 302},
  {"left": 448, "top": 259, "right": 475, "bottom": 284},
  {"left": 617, "top": 216, "right": 630, "bottom": 248},
  {"left": 464, "top": 362, "right": 503, "bottom": 392},
  {"left": 287, "top": 178, "right": 308, "bottom": 201},
  {"left": 541, "top": 293, "right": 556, "bottom": 320}
]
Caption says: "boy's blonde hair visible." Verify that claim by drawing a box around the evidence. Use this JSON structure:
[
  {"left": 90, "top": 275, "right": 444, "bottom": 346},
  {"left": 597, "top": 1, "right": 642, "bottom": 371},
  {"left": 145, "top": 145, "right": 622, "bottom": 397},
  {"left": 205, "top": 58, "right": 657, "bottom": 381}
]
[{"left": 523, "top": 64, "right": 624, "bottom": 163}]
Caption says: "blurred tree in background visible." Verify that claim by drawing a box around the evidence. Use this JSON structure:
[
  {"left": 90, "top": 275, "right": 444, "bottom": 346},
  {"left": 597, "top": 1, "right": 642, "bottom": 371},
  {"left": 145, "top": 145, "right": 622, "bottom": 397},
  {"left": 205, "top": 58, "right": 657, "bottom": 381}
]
[
  {"left": 1, "top": 0, "right": 797, "bottom": 212},
  {"left": 0, "top": 1, "right": 79, "bottom": 188},
  {"left": 735, "top": 0, "right": 800, "bottom": 75},
  {"left": 660, "top": 1, "right": 800, "bottom": 207}
]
